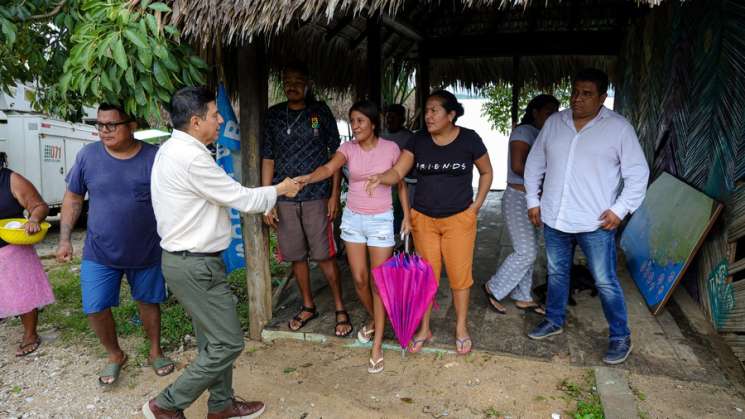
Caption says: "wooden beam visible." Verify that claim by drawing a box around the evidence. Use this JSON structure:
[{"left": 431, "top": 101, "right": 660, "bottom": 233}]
[
  {"left": 367, "top": 15, "right": 383, "bottom": 108},
  {"left": 352, "top": 27, "right": 368, "bottom": 50},
  {"left": 388, "top": 37, "right": 416, "bottom": 62},
  {"left": 421, "top": 31, "right": 623, "bottom": 58},
  {"left": 527, "top": 8, "right": 538, "bottom": 32},
  {"left": 237, "top": 40, "right": 271, "bottom": 341},
  {"left": 381, "top": 14, "right": 424, "bottom": 42},
  {"left": 381, "top": 27, "right": 397, "bottom": 57},
  {"left": 415, "top": 52, "right": 430, "bottom": 130},
  {"left": 731, "top": 258, "right": 745, "bottom": 276},
  {"left": 568, "top": 0, "right": 580, "bottom": 31},
  {"left": 511, "top": 56, "right": 521, "bottom": 126},
  {"left": 326, "top": 16, "right": 354, "bottom": 40}
]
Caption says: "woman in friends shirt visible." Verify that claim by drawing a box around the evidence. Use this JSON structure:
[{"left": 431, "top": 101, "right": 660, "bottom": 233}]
[
  {"left": 366, "top": 90, "right": 493, "bottom": 355},
  {"left": 296, "top": 100, "right": 409, "bottom": 373},
  {"left": 485, "top": 94, "right": 559, "bottom": 315}
]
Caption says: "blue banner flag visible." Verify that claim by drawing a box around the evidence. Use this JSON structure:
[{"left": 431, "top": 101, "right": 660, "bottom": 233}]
[{"left": 216, "top": 84, "right": 245, "bottom": 272}]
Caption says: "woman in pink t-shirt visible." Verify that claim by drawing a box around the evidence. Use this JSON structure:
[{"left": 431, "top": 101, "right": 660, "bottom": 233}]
[{"left": 296, "top": 100, "right": 410, "bottom": 374}]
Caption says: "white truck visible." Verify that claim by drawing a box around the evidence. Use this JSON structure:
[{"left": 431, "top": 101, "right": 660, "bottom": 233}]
[{"left": 0, "top": 110, "right": 99, "bottom": 213}]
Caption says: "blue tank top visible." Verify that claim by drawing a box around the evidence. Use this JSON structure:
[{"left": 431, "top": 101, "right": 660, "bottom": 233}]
[{"left": 0, "top": 168, "right": 25, "bottom": 248}]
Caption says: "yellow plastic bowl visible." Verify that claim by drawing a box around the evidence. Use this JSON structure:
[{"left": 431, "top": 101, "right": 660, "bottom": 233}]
[{"left": 0, "top": 218, "right": 51, "bottom": 245}]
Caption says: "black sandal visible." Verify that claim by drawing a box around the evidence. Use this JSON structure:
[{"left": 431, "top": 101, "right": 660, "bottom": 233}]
[
  {"left": 288, "top": 305, "right": 318, "bottom": 331},
  {"left": 334, "top": 310, "right": 353, "bottom": 337}
]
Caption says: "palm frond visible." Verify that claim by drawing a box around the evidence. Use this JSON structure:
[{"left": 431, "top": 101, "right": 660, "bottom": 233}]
[{"left": 683, "top": 0, "right": 744, "bottom": 197}]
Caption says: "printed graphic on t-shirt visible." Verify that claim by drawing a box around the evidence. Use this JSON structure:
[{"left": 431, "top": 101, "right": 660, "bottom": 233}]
[
  {"left": 416, "top": 161, "right": 471, "bottom": 174},
  {"left": 310, "top": 112, "right": 320, "bottom": 137},
  {"left": 404, "top": 127, "right": 487, "bottom": 217}
]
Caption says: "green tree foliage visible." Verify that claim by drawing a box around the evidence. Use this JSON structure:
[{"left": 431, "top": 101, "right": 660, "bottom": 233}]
[
  {"left": 382, "top": 59, "right": 414, "bottom": 108},
  {"left": 0, "top": 0, "right": 207, "bottom": 121},
  {"left": 481, "top": 81, "right": 572, "bottom": 135}
]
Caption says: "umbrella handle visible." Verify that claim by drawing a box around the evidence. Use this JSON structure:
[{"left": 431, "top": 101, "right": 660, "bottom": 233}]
[{"left": 400, "top": 231, "right": 411, "bottom": 254}]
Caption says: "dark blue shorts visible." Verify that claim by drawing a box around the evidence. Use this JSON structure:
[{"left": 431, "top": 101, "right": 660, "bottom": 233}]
[{"left": 80, "top": 259, "right": 167, "bottom": 314}]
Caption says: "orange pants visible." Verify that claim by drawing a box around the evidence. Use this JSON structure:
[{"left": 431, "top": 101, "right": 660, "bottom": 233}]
[{"left": 410, "top": 208, "right": 477, "bottom": 290}]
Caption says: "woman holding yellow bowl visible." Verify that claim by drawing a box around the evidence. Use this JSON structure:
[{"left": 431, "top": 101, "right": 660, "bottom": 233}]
[{"left": 0, "top": 153, "right": 54, "bottom": 356}]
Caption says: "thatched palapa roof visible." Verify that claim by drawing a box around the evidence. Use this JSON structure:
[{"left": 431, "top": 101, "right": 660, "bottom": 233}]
[{"left": 171, "top": 0, "right": 664, "bottom": 91}]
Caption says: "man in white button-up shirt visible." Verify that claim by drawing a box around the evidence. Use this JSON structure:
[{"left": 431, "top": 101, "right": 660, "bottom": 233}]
[
  {"left": 523, "top": 69, "right": 649, "bottom": 365},
  {"left": 144, "top": 87, "right": 299, "bottom": 419}
]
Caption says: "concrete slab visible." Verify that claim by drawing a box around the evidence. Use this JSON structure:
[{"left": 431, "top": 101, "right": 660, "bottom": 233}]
[
  {"left": 594, "top": 366, "right": 639, "bottom": 419},
  {"left": 672, "top": 287, "right": 717, "bottom": 336},
  {"left": 266, "top": 191, "right": 737, "bottom": 387}
]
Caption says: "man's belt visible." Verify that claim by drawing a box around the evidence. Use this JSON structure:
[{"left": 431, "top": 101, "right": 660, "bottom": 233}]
[{"left": 167, "top": 250, "right": 222, "bottom": 258}]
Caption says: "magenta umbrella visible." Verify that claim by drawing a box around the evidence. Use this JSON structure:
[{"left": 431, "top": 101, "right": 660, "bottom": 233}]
[{"left": 372, "top": 249, "right": 438, "bottom": 349}]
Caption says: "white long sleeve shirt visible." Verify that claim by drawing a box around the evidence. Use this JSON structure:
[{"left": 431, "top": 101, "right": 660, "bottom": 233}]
[
  {"left": 524, "top": 106, "right": 649, "bottom": 233},
  {"left": 151, "top": 129, "right": 277, "bottom": 253}
]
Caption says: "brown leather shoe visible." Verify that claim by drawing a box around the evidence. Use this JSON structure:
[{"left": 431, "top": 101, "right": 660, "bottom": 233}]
[
  {"left": 207, "top": 398, "right": 265, "bottom": 419},
  {"left": 142, "top": 398, "right": 186, "bottom": 419}
]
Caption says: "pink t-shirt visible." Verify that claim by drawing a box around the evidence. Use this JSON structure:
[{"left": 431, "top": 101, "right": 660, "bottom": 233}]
[{"left": 338, "top": 138, "right": 401, "bottom": 215}]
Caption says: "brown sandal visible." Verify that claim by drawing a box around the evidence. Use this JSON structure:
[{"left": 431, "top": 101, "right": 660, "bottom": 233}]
[
  {"left": 515, "top": 303, "right": 546, "bottom": 315},
  {"left": 15, "top": 337, "right": 41, "bottom": 357},
  {"left": 483, "top": 284, "right": 507, "bottom": 314},
  {"left": 288, "top": 305, "right": 318, "bottom": 331}
]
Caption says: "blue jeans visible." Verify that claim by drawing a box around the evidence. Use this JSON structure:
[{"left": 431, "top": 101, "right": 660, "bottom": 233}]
[{"left": 543, "top": 225, "right": 630, "bottom": 340}]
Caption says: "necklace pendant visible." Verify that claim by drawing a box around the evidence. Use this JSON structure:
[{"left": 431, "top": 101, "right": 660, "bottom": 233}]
[{"left": 286, "top": 128, "right": 291, "bottom": 135}]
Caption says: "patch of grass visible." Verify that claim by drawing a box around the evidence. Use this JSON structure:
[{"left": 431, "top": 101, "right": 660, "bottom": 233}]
[
  {"left": 630, "top": 383, "right": 649, "bottom": 418},
  {"left": 559, "top": 378, "right": 583, "bottom": 399},
  {"left": 631, "top": 386, "right": 646, "bottom": 401},
  {"left": 42, "top": 264, "right": 209, "bottom": 359},
  {"left": 158, "top": 298, "right": 194, "bottom": 350},
  {"left": 38, "top": 230, "right": 290, "bottom": 358},
  {"left": 558, "top": 371, "right": 604, "bottom": 419},
  {"left": 41, "top": 262, "right": 165, "bottom": 360},
  {"left": 268, "top": 230, "right": 290, "bottom": 277},
  {"left": 483, "top": 407, "right": 505, "bottom": 418},
  {"left": 41, "top": 264, "right": 94, "bottom": 340}
]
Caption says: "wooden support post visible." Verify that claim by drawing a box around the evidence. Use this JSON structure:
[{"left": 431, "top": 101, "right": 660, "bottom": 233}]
[
  {"left": 237, "top": 40, "right": 271, "bottom": 341},
  {"left": 415, "top": 52, "right": 429, "bottom": 130},
  {"left": 511, "top": 55, "right": 521, "bottom": 127},
  {"left": 367, "top": 14, "right": 382, "bottom": 108}
]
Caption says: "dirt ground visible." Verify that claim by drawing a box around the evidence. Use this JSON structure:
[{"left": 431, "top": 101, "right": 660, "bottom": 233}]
[
  {"left": 2, "top": 225, "right": 745, "bottom": 418},
  {"left": 1, "top": 323, "right": 744, "bottom": 419}
]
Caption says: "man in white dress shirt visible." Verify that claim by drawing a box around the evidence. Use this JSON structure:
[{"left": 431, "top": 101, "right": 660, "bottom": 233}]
[
  {"left": 143, "top": 87, "right": 300, "bottom": 419},
  {"left": 523, "top": 69, "right": 649, "bottom": 365}
]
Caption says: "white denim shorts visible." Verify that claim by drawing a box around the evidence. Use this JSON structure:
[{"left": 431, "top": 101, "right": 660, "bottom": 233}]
[{"left": 340, "top": 208, "right": 395, "bottom": 248}]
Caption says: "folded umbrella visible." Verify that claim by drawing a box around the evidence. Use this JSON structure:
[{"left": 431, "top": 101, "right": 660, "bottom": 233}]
[{"left": 372, "top": 239, "right": 438, "bottom": 349}]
